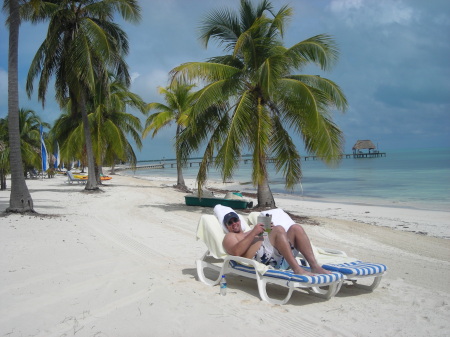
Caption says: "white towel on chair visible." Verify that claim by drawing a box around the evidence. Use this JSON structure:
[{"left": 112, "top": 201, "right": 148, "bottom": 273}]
[
  {"left": 213, "top": 204, "right": 250, "bottom": 233},
  {"left": 248, "top": 208, "right": 295, "bottom": 231}
]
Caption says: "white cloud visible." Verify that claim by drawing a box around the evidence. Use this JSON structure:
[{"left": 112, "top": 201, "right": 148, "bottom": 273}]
[
  {"left": 328, "top": 0, "right": 416, "bottom": 27},
  {"left": 329, "top": 0, "right": 363, "bottom": 12},
  {"left": 130, "top": 72, "right": 140, "bottom": 83},
  {"left": 130, "top": 68, "right": 170, "bottom": 104}
]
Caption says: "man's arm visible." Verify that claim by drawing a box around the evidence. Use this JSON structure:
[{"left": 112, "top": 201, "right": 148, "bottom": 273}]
[{"left": 222, "top": 224, "right": 264, "bottom": 257}]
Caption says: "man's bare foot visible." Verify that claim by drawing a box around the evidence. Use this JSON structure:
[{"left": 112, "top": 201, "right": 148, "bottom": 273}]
[
  {"left": 310, "top": 266, "right": 332, "bottom": 274},
  {"left": 292, "top": 267, "right": 315, "bottom": 276}
]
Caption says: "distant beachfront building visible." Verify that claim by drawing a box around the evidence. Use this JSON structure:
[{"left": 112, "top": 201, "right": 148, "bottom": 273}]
[{"left": 352, "top": 140, "right": 377, "bottom": 154}]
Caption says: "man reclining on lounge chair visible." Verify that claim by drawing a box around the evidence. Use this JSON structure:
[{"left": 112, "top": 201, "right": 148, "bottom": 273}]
[{"left": 221, "top": 209, "right": 331, "bottom": 276}]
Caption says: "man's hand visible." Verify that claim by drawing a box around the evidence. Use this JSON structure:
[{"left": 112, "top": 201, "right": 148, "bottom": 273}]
[{"left": 252, "top": 223, "right": 265, "bottom": 236}]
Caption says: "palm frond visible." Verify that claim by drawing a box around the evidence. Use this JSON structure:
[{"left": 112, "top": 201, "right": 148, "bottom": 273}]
[
  {"left": 270, "top": 114, "right": 301, "bottom": 189},
  {"left": 285, "top": 34, "right": 339, "bottom": 71},
  {"left": 171, "top": 62, "right": 241, "bottom": 84},
  {"left": 267, "top": 4, "right": 291, "bottom": 38},
  {"left": 288, "top": 74, "right": 348, "bottom": 111},
  {"left": 275, "top": 78, "right": 344, "bottom": 162},
  {"left": 199, "top": 7, "right": 240, "bottom": 50}
]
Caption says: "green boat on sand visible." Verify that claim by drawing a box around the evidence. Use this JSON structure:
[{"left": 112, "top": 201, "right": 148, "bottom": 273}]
[{"left": 184, "top": 195, "right": 252, "bottom": 209}]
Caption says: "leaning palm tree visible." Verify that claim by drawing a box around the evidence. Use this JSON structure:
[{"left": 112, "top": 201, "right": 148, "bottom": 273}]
[
  {"left": 143, "top": 82, "right": 196, "bottom": 190},
  {"left": 90, "top": 77, "right": 146, "bottom": 179},
  {"left": 24, "top": 0, "right": 141, "bottom": 191},
  {"left": 171, "top": 0, "right": 347, "bottom": 207},
  {"left": 2, "top": 0, "right": 34, "bottom": 212},
  {"left": 52, "top": 77, "right": 145, "bottom": 181}
]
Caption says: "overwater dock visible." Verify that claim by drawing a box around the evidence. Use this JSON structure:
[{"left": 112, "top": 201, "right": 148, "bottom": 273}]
[
  {"left": 303, "top": 152, "right": 386, "bottom": 160},
  {"left": 118, "top": 152, "right": 386, "bottom": 171}
]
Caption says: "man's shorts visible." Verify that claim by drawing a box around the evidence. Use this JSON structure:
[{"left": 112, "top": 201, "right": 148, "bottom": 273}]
[{"left": 254, "top": 235, "right": 298, "bottom": 269}]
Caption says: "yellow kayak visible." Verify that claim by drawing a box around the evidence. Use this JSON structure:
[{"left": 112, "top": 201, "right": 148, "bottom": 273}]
[{"left": 74, "top": 175, "right": 112, "bottom": 181}]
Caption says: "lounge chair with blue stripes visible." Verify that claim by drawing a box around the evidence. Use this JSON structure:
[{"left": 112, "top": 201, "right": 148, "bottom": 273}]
[
  {"left": 248, "top": 210, "right": 387, "bottom": 292},
  {"left": 305, "top": 247, "right": 387, "bottom": 291},
  {"left": 196, "top": 214, "right": 343, "bottom": 305}
]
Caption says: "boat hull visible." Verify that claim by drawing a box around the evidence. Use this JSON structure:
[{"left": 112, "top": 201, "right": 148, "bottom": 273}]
[{"left": 184, "top": 196, "right": 249, "bottom": 209}]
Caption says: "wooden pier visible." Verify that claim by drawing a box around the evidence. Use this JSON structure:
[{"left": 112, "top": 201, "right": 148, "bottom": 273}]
[
  {"left": 116, "top": 161, "right": 206, "bottom": 171},
  {"left": 122, "top": 152, "right": 386, "bottom": 170},
  {"left": 116, "top": 163, "right": 164, "bottom": 171},
  {"left": 303, "top": 152, "right": 386, "bottom": 160}
]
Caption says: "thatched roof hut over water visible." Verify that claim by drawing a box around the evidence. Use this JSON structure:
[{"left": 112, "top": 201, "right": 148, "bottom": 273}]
[{"left": 352, "top": 140, "right": 377, "bottom": 153}]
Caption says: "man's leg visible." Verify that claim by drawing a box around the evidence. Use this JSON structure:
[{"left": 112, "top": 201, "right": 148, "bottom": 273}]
[
  {"left": 287, "top": 224, "right": 331, "bottom": 274},
  {"left": 268, "top": 226, "right": 315, "bottom": 276}
]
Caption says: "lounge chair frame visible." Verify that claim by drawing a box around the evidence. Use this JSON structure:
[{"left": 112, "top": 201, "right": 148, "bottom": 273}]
[
  {"left": 197, "top": 251, "right": 343, "bottom": 305},
  {"left": 196, "top": 215, "right": 343, "bottom": 305},
  {"left": 66, "top": 171, "right": 87, "bottom": 184}
]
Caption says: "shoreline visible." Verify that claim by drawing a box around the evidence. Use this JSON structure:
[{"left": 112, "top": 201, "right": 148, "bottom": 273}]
[
  {"left": 125, "top": 173, "right": 450, "bottom": 239},
  {"left": 1, "top": 174, "right": 449, "bottom": 336},
  {"left": 123, "top": 169, "right": 450, "bottom": 213}
]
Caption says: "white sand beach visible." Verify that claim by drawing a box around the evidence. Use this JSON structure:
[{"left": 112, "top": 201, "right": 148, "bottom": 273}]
[{"left": 1, "top": 173, "right": 449, "bottom": 337}]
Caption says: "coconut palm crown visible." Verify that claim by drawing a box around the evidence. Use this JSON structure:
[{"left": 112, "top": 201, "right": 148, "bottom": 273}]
[
  {"left": 171, "top": 0, "right": 348, "bottom": 207},
  {"left": 143, "top": 81, "right": 197, "bottom": 190}
]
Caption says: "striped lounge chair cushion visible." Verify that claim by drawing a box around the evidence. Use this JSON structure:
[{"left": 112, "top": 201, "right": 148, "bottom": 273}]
[
  {"left": 229, "top": 261, "right": 343, "bottom": 284},
  {"left": 322, "top": 261, "right": 387, "bottom": 276}
]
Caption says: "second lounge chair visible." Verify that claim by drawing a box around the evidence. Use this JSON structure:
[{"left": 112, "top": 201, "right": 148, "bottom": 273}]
[{"left": 247, "top": 210, "right": 387, "bottom": 292}]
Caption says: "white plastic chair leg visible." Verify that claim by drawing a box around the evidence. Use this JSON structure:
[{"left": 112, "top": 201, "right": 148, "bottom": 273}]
[
  {"left": 308, "top": 280, "right": 342, "bottom": 299},
  {"left": 196, "top": 259, "right": 222, "bottom": 286},
  {"left": 351, "top": 275, "right": 382, "bottom": 291},
  {"left": 256, "top": 276, "right": 294, "bottom": 305}
]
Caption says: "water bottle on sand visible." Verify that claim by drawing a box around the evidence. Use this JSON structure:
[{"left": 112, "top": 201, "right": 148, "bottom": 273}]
[{"left": 220, "top": 275, "right": 227, "bottom": 296}]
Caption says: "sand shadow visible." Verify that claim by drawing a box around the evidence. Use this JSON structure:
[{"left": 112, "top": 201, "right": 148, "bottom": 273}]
[{"left": 182, "top": 267, "right": 333, "bottom": 306}]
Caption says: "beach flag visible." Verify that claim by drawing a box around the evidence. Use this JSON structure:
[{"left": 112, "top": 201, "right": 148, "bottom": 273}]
[
  {"left": 40, "top": 125, "right": 48, "bottom": 172},
  {"left": 54, "top": 142, "right": 60, "bottom": 169}
]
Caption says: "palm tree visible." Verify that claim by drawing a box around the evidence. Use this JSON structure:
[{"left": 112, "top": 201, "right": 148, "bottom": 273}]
[
  {"left": 143, "top": 82, "right": 196, "bottom": 190},
  {"left": 50, "top": 108, "right": 86, "bottom": 170},
  {"left": 25, "top": 0, "right": 141, "bottom": 190},
  {"left": 2, "top": 0, "right": 34, "bottom": 212},
  {"left": 171, "top": 0, "right": 347, "bottom": 207},
  {"left": 18, "top": 108, "right": 51, "bottom": 172},
  {"left": 52, "top": 77, "right": 146, "bottom": 181},
  {"left": 0, "top": 108, "right": 51, "bottom": 180},
  {"left": 90, "top": 77, "right": 146, "bottom": 179}
]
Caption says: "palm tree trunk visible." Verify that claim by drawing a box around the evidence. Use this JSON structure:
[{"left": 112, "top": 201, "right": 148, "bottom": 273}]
[
  {"left": 7, "top": 0, "right": 34, "bottom": 212},
  {"left": 79, "top": 92, "right": 99, "bottom": 190},
  {"left": 94, "top": 163, "right": 102, "bottom": 185},
  {"left": 257, "top": 177, "right": 276, "bottom": 208},
  {"left": 1, "top": 170, "right": 6, "bottom": 190},
  {"left": 256, "top": 159, "right": 276, "bottom": 208},
  {"left": 176, "top": 162, "right": 186, "bottom": 188},
  {"left": 175, "top": 125, "right": 186, "bottom": 189}
]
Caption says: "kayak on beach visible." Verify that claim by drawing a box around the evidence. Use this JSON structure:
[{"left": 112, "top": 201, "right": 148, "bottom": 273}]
[{"left": 74, "top": 174, "right": 112, "bottom": 181}]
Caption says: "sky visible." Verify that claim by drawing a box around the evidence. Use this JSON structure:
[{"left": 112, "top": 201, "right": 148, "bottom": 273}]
[{"left": 1, "top": 0, "right": 449, "bottom": 161}]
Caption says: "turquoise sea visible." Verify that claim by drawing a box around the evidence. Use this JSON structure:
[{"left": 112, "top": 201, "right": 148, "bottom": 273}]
[{"left": 126, "top": 147, "right": 450, "bottom": 212}]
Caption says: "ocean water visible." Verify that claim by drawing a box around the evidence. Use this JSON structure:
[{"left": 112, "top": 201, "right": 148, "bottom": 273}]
[{"left": 126, "top": 147, "right": 450, "bottom": 212}]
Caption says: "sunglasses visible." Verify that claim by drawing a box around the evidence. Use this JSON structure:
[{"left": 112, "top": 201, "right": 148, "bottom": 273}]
[{"left": 227, "top": 218, "right": 240, "bottom": 225}]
